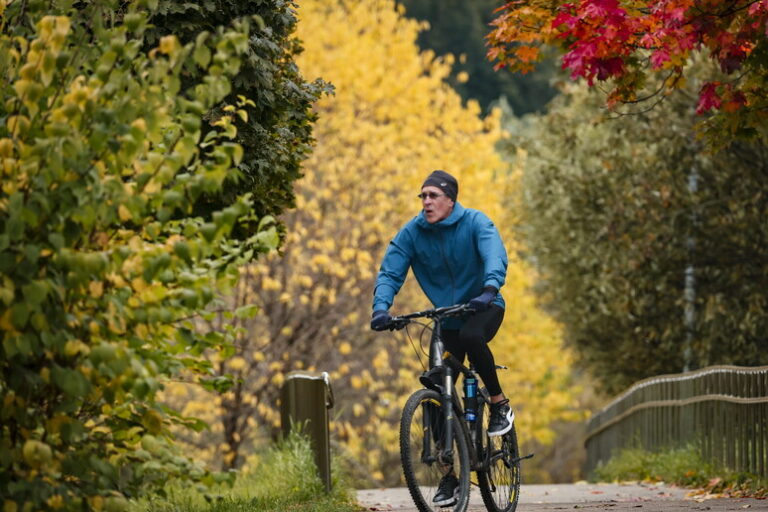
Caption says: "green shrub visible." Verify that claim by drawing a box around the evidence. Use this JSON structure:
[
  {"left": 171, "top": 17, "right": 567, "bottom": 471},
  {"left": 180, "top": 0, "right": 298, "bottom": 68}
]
[
  {"left": 0, "top": 1, "right": 278, "bottom": 509},
  {"left": 592, "top": 446, "right": 713, "bottom": 487},
  {"left": 147, "top": 0, "right": 328, "bottom": 229},
  {"left": 140, "top": 430, "right": 358, "bottom": 512},
  {"left": 592, "top": 445, "right": 767, "bottom": 495}
]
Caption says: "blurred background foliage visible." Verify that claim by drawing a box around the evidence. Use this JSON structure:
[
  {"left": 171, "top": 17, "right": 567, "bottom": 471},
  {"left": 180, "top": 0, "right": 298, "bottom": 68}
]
[
  {"left": 396, "top": 0, "right": 561, "bottom": 116},
  {"left": 504, "top": 60, "right": 768, "bottom": 395}
]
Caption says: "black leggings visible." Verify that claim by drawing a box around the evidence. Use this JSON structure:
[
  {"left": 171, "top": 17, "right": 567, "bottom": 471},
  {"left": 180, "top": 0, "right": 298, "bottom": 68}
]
[{"left": 440, "top": 305, "right": 505, "bottom": 397}]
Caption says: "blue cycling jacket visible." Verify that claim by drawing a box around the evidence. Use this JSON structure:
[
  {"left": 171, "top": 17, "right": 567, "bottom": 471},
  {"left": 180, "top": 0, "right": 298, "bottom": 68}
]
[{"left": 372, "top": 203, "right": 508, "bottom": 328}]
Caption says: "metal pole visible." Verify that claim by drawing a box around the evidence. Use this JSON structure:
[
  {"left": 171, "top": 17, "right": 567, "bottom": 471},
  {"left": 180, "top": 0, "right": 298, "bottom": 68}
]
[
  {"left": 280, "top": 372, "right": 334, "bottom": 492},
  {"left": 683, "top": 165, "right": 698, "bottom": 372}
]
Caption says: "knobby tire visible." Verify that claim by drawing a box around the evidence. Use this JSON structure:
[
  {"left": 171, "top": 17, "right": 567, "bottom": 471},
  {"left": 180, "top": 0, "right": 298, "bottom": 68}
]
[{"left": 400, "top": 388, "right": 471, "bottom": 512}]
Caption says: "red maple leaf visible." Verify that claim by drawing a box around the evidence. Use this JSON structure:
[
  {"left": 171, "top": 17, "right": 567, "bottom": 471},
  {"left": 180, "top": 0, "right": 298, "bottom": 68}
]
[{"left": 696, "top": 82, "right": 722, "bottom": 114}]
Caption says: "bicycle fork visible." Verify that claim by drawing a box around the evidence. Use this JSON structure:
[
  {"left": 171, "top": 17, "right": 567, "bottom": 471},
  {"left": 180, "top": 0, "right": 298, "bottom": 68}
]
[
  {"left": 419, "top": 329, "right": 457, "bottom": 467},
  {"left": 439, "top": 367, "right": 455, "bottom": 464},
  {"left": 419, "top": 367, "right": 457, "bottom": 467},
  {"left": 432, "top": 326, "right": 456, "bottom": 465}
]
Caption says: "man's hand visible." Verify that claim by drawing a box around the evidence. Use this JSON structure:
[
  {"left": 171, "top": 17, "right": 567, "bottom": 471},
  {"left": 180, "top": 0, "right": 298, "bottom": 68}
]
[
  {"left": 468, "top": 286, "right": 498, "bottom": 312},
  {"left": 371, "top": 310, "right": 392, "bottom": 331}
]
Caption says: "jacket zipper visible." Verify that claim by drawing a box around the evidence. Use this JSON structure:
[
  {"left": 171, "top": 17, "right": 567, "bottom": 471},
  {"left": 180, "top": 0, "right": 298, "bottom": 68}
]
[{"left": 438, "top": 230, "right": 456, "bottom": 304}]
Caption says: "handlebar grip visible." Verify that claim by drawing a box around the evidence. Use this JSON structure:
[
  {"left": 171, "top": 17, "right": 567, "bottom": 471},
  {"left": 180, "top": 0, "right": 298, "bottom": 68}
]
[{"left": 388, "top": 318, "right": 410, "bottom": 331}]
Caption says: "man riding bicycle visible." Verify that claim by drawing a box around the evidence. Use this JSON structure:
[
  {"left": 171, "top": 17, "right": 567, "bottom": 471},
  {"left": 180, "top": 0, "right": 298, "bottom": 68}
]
[{"left": 371, "top": 170, "right": 513, "bottom": 506}]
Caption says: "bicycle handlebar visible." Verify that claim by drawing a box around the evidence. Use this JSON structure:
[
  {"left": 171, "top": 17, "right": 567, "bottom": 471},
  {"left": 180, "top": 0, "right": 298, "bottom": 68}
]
[{"left": 386, "top": 303, "right": 473, "bottom": 331}]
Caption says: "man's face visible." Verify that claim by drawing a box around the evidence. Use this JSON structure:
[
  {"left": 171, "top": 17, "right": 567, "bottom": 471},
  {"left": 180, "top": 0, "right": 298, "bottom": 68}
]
[{"left": 420, "top": 185, "right": 454, "bottom": 224}]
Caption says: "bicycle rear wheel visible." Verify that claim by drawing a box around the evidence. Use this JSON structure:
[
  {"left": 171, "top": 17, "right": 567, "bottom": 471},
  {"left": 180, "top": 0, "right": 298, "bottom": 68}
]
[
  {"left": 400, "top": 388, "right": 471, "bottom": 512},
  {"left": 477, "top": 411, "right": 521, "bottom": 512}
]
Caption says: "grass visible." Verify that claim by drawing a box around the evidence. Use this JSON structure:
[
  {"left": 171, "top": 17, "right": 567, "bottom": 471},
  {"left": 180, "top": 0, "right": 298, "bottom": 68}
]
[
  {"left": 134, "top": 431, "right": 361, "bottom": 512},
  {"left": 591, "top": 445, "right": 768, "bottom": 498}
]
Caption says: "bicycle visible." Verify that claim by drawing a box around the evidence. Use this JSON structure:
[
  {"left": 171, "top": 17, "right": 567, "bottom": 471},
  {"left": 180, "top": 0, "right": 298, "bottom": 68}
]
[{"left": 385, "top": 303, "right": 533, "bottom": 512}]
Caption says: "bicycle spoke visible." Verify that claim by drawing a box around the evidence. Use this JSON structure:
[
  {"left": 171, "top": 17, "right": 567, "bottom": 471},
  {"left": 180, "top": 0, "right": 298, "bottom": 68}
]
[{"left": 478, "top": 417, "right": 521, "bottom": 512}]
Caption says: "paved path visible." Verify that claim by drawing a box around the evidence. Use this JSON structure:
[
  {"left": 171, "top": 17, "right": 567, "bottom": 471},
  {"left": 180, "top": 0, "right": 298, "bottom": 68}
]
[{"left": 357, "top": 483, "right": 768, "bottom": 512}]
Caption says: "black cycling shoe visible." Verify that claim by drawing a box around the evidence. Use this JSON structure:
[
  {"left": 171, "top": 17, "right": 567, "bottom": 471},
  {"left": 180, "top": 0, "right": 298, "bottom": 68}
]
[
  {"left": 488, "top": 399, "right": 514, "bottom": 437},
  {"left": 432, "top": 472, "right": 460, "bottom": 507}
]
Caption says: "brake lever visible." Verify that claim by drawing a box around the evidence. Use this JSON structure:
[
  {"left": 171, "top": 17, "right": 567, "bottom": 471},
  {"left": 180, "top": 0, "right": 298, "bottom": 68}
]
[{"left": 388, "top": 318, "right": 410, "bottom": 331}]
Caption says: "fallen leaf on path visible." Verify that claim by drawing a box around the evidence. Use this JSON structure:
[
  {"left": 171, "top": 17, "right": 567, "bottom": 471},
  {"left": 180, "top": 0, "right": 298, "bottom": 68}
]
[{"left": 690, "top": 493, "right": 724, "bottom": 502}]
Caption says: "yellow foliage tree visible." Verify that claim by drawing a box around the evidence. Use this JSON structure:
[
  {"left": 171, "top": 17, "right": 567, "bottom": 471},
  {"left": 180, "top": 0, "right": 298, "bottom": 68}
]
[{"left": 168, "top": 0, "right": 584, "bottom": 483}]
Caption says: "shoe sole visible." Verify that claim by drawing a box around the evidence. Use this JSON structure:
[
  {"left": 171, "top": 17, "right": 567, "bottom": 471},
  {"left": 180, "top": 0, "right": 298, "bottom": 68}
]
[
  {"left": 432, "top": 487, "right": 460, "bottom": 507},
  {"left": 487, "top": 410, "right": 514, "bottom": 437}
]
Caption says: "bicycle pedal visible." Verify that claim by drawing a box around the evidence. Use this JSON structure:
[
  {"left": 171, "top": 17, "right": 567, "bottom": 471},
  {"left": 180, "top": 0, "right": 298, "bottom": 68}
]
[{"left": 512, "top": 453, "right": 534, "bottom": 464}]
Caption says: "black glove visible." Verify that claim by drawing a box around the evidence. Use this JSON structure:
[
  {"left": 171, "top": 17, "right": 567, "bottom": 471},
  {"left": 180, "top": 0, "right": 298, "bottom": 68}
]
[
  {"left": 371, "top": 310, "right": 392, "bottom": 331},
  {"left": 468, "top": 286, "right": 498, "bottom": 312}
]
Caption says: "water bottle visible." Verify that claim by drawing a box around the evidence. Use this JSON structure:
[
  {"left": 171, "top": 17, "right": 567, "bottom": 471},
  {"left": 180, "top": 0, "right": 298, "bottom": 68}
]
[{"left": 463, "top": 374, "right": 478, "bottom": 422}]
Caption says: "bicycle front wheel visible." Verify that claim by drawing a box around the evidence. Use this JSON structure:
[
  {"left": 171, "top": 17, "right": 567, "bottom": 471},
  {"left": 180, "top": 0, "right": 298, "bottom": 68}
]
[
  {"left": 400, "top": 388, "right": 471, "bottom": 512},
  {"left": 477, "top": 419, "right": 521, "bottom": 512}
]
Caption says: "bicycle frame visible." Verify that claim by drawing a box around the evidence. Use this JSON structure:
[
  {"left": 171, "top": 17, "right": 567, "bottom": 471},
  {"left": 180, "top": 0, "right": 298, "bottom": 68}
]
[
  {"left": 423, "top": 317, "right": 489, "bottom": 471},
  {"left": 390, "top": 304, "right": 501, "bottom": 471}
]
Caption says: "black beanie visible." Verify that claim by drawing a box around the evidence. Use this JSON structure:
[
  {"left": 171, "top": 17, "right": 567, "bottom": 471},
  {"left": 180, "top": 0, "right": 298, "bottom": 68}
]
[{"left": 421, "top": 170, "right": 458, "bottom": 201}]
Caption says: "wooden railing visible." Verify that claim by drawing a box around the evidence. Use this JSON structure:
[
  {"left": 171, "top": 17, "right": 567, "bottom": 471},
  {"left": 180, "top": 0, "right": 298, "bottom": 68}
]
[{"left": 584, "top": 366, "right": 768, "bottom": 477}]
